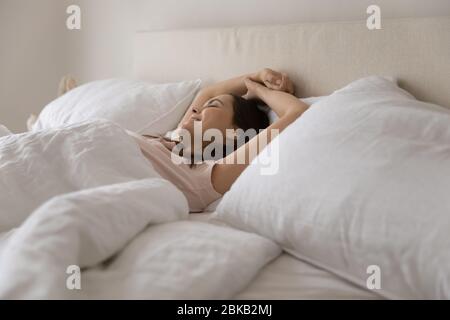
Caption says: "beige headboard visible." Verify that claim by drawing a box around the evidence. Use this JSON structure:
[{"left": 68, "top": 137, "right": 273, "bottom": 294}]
[{"left": 134, "top": 17, "right": 450, "bottom": 109}]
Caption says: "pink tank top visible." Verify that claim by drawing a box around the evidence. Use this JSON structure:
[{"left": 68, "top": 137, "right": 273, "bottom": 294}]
[{"left": 127, "top": 130, "right": 222, "bottom": 212}]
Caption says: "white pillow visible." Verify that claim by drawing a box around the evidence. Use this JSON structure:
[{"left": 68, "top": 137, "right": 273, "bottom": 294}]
[
  {"left": 265, "top": 76, "right": 398, "bottom": 124},
  {"left": 32, "top": 78, "right": 201, "bottom": 135},
  {"left": 214, "top": 76, "right": 450, "bottom": 299},
  {"left": 0, "top": 124, "right": 12, "bottom": 138}
]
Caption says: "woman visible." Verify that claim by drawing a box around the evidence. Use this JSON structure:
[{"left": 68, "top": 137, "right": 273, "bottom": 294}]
[{"left": 128, "top": 68, "right": 309, "bottom": 212}]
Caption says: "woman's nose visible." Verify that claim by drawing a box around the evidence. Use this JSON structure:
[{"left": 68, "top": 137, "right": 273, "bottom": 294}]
[{"left": 191, "top": 107, "right": 202, "bottom": 119}]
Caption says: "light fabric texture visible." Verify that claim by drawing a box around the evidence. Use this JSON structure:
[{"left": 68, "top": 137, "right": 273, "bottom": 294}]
[
  {"left": 188, "top": 213, "right": 380, "bottom": 300},
  {"left": 32, "top": 78, "right": 201, "bottom": 135},
  {"left": 235, "top": 253, "right": 380, "bottom": 300},
  {"left": 134, "top": 17, "right": 450, "bottom": 110},
  {"left": 0, "top": 120, "right": 169, "bottom": 232},
  {"left": 0, "top": 120, "right": 280, "bottom": 299},
  {"left": 79, "top": 220, "right": 280, "bottom": 299},
  {"left": 214, "top": 76, "right": 450, "bottom": 299}
]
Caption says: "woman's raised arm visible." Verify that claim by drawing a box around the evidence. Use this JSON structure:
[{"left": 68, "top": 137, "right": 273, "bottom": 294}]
[
  {"left": 177, "top": 71, "right": 261, "bottom": 128},
  {"left": 177, "top": 68, "right": 294, "bottom": 128},
  {"left": 211, "top": 78, "right": 308, "bottom": 194}
]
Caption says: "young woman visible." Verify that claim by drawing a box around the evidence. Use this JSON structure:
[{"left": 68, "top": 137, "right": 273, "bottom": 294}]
[{"left": 127, "top": 68, "right": 309, "bottom": 212}]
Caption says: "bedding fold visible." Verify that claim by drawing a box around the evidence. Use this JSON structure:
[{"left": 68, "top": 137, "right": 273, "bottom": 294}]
[{"left": 0, "top": 120, "right": 280, "bottom": 299}]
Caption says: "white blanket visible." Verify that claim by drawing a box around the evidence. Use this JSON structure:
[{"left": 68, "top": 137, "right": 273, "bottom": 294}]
[{"left": 0, "top": 121, "right": 280, "bottom": 299}]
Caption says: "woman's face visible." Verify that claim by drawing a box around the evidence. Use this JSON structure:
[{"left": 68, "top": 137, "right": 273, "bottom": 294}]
[{"left": 180, "top": 94, "right": 236, "bottom": 144}]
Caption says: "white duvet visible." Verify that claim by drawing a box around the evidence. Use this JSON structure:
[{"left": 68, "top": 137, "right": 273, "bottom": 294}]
[{"left": 0, "top": 120, "right": 280, "bottom": 299}]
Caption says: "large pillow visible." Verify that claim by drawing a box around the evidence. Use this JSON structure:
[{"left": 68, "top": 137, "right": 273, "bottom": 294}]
[
  {"left": 32, "top": 78, "right": 201, "bottom": 135},
  {"left": 214, "top": 76, "right": 450, "bottom": 299}
]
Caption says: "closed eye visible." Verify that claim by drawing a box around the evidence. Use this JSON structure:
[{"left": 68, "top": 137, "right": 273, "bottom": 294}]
[{"left": 206, "top": 98, "right": 224, "bottom": 108}]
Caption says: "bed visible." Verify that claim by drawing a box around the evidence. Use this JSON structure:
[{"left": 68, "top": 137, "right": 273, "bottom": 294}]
[
  {"left": 189, "top": 213, "right": 381, "bottom": 299},
  {"left": 134, "top": 16, "right": 450, "bottom": 110},
  {"left": 0, "top": 16, "right": 449, "bottom": 299},
  {"left": 133, "top": 16, "right": 450, "bottom": 300}
]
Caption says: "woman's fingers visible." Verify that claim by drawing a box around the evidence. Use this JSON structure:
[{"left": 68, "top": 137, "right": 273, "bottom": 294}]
[
  {"left": 274, "top": 73, "right": 295, "bottom": 94},
  {"left": 244, "top": 77, "right": 256, "bottom": 89},
  {"left": 263, "top": 81, "right": 276, "bottom": 90},
  {"left": 278, "top": 73, "right": 287, "bottom": 91},
  {"left": 283, "top": 73, "right": 295, "bottom": 94},
  {"left": 263, "top": 76, "right": 282, "bottom": 90},
  {"left": 244, "top": 77, "right": 267, "bottom": 100},
  {"left": 268, "top": 74, "right": 281, "bottom": 85},
  {"left": 265, "top": 73, "right": 284, "bottom": 91},
  {"left": 259, "top": 69, "right": 295, "bottom": 94}
]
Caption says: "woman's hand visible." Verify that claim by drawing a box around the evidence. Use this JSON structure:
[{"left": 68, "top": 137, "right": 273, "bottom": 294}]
[
  {"left": 258, "top": 68, "right": 295, "bottom": 95},
  {"left": 243, "top": 77, "right": 268, "bottom": 100}
]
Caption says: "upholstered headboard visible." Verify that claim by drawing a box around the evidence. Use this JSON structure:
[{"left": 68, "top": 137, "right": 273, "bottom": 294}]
[{"left": 134, "top": 17, "right": 450, "bottom": 109}]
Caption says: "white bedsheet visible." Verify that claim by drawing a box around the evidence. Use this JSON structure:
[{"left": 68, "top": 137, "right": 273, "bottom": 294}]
[
  {"left": 0, "top": 120, "right": 380, "bottom": 299},
  {"left": 0, "top": 121, "right": 280, "bottom": 299},
  {"left": 236, "top": 253, "right": 381, "bottom": 300},
  {"left": 80, "top": 220, "right": 280, "bottom": 299},
  {"left": 190, "top": 213, "right": 381, "bottom": 300}
]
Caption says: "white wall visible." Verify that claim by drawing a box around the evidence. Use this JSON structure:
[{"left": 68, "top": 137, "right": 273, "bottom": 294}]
[
  {"left": 66, "top": 0, "right": 450, "bottom": 83},
  {"left": 0, "top": 0, "right": 68, "bottom": 132},
  {"left": 2, "top": 0, "right": 450, "bottom": 132}
]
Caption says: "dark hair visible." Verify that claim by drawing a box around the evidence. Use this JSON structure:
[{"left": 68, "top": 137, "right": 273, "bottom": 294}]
[
  {"left": 230, "top": 94, "right": 270, "bottom": 132},
  {"left": 189, "top": 94, "right": 271, "bottom": 163}
]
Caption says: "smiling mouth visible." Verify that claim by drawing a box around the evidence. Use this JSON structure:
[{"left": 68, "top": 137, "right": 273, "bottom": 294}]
[{"left": 182, "top": 118, "right": 203, "bottom": 127}]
